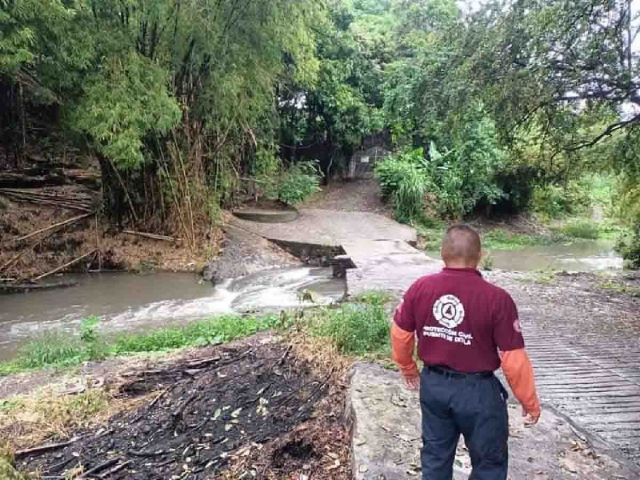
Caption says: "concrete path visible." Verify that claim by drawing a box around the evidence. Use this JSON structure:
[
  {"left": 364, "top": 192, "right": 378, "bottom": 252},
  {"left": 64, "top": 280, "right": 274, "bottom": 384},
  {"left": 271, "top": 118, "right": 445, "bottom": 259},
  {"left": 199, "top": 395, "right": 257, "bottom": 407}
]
[
  {"left": 350, "top": 362, "right": 639, "bottom": 480},
  {"left": 342, "top": 239, "right": 440, "bottom": 296},
  {"left": 491, "top": 272, "right": 640, "bottom": 467},
  {"left": 231, "top": 208, "right": 417, "bottom": 246},
  {"left": 231, "top": 211, "right": 439, "bottom": 298}
]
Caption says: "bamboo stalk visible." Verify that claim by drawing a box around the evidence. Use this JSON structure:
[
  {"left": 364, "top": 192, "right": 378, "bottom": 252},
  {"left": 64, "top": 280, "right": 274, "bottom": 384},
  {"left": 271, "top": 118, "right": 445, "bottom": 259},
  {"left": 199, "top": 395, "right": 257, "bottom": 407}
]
[
  {"left": 123, "top": 230, "right": 175, "bottom": 242},
  {"left": 0, "top": 190, "right": 92, "bottom": 211},
  {"left": 11, "top": 212, "right": 95, "bottom": 244},
  {"left": 107, "top": 157, "right": 139, "bottom": 223},
  {"left": 95, "top": 214, "right": 102, "bottom": 271},
  {"left": 32, "top": 250, "right": 97, "bottom": 281}
]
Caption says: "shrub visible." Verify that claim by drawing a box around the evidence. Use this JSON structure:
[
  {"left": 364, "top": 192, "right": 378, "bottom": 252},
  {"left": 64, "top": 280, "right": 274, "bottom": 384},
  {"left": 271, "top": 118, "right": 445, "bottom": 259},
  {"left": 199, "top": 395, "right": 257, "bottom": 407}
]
[
  {"left": 531, "top": 179, "right": 594, "bottom": 220},
  {"left": 429, "top": 105, "right": 505, "bottom": 218},
  {"left": 616, "top": 227, "right": 640, "bottom": 269},
  {"left": 561, "top": 221, "right": 600, "bottom": 240},
  {"left": 80, "top": 316, "right": 108, "bottom": 360},
  {"left": 309, "top": 303, "right": 390, "bottom": 355},
  {"left": 16, "top": 333, "right": 85, "bottom": 369},
  {"left": 275, "top": 162, "right": 322, "bottom": 205},
  {"left": 375, "top": 148, "right": 430, "bottom": 223}
]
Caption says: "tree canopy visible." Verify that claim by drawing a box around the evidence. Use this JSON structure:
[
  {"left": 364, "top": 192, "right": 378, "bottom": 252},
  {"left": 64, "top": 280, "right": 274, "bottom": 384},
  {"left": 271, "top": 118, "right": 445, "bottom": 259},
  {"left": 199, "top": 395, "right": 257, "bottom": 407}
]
[{"left": 2, "top": 0, "right": 640, "bottom": 263}]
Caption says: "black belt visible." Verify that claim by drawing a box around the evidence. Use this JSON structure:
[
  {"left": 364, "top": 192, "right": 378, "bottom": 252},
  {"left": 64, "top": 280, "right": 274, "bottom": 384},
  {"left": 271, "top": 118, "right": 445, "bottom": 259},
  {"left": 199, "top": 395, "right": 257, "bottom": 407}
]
[{"left": 425, "top": 366, "right": 493, "bottom": 379}]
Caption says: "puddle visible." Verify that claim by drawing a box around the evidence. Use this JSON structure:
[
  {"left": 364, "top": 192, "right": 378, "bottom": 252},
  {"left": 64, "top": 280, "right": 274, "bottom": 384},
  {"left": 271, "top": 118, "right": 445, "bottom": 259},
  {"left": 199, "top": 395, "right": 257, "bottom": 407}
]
[{"left": 0, "top": 267, "right": 345, "bottom": 361}]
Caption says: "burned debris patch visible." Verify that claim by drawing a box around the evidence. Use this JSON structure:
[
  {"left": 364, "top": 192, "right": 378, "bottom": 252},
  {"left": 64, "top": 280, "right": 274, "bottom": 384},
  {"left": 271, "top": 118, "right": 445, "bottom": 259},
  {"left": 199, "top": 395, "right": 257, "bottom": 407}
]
[{"left": 16, "top": 341, "right": 350, "bottom": 479}]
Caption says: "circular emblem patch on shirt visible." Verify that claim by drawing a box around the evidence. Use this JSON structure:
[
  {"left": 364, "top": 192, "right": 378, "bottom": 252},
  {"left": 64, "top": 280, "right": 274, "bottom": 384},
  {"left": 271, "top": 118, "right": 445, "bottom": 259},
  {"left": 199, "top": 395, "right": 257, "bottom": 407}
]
[{"left": 433, "top": 294, "right": 465, "bottom": 329}]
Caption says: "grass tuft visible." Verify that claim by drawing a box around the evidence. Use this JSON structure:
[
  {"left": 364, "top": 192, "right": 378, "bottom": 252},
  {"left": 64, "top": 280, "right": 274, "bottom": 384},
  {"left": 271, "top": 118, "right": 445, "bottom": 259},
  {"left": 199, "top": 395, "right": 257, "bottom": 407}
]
[
  {"left": 0, "top": 389, "right": 114, "bottom": 456},
  {"left": 559, "top": 220, "right": 600, "bottom": 240},
  {"left": 0, "top": 314, "right": 280, "bottom": 377},
  {"left": 112, "top": 315, "right": 279, "bottom": 354},
  {"left": 308, "top": 302, "right": 390, "bottom": 356}
]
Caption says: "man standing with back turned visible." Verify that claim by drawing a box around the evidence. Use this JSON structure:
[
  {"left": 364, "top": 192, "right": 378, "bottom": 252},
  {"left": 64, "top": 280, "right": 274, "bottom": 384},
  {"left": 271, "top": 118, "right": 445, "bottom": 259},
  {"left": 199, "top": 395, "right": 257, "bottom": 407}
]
[{"left": 392, "top": 224, "right": 540, "bottom": 480}]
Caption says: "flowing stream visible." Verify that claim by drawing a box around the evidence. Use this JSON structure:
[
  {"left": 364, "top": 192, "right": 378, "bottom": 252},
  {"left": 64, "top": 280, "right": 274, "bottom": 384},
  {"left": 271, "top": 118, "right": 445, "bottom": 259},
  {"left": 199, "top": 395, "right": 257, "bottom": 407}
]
[
  {"left": 0, "top": 239, "right": 624, "bottom": 362},
  {"left": 428, "top": 239, "right": 622, "bottom": 272},
  {"left": 0, "top": 267, "right": 345, "bottom": 361}
]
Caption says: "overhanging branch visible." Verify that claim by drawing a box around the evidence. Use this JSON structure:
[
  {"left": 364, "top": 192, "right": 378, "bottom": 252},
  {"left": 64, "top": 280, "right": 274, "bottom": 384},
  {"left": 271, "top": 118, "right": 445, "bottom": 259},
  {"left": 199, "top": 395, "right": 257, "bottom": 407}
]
[{"left": 565, "top": 113, "right": 640, "bottom": 151}]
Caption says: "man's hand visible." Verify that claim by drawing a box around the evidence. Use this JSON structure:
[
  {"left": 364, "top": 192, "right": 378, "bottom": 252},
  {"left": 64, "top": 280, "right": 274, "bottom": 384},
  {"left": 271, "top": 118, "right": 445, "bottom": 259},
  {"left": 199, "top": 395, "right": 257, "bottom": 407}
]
[
  {"left": 522, "top": 406, "right": 540, "bottom": 427},
  {"left": 403, "top": 375, "right": 420, "bottom": 390}
]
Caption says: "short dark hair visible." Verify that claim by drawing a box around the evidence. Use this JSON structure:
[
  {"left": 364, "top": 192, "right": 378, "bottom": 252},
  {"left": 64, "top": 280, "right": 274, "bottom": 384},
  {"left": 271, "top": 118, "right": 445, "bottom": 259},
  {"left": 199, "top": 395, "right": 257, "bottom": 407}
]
[{"left": 441, "top": 223, "right": 481, "bottom": 264}]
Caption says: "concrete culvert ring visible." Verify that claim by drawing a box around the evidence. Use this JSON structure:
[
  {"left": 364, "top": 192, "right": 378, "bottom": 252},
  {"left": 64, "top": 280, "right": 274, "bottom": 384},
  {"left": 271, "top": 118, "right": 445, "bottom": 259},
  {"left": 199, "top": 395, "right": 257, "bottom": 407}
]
[{"left": 232, "top": 207, "right": 299, "bottom": 223}]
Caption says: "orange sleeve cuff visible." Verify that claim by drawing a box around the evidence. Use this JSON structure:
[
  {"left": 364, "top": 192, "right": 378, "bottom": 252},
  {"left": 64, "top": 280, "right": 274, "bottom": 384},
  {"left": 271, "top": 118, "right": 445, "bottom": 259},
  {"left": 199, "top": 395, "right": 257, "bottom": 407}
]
[
  {"left": 391, "top": 322, "right": 419, "bottom": 378},
  {"left": 500, "top": 349, "right": 541, "bottom": 418}
]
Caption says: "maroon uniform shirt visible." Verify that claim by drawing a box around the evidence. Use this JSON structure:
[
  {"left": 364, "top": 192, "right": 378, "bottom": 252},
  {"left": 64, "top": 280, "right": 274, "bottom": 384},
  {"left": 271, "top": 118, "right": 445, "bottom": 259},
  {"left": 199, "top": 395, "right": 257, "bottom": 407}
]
[{"left": 394, "top": 268, "right": 525, "bottom": 373}]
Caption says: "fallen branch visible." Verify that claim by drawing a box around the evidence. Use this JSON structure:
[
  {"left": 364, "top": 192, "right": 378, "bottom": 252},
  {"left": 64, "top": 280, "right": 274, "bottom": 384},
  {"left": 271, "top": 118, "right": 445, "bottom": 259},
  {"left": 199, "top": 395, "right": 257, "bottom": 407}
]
[
  {"left": 98, "top": 460, "right": 132, "bottom": 479},
  {"left": 0, "top": 190, "right": 91, "bottom": 211},
  {"left": 10, "top": 211, "right": 95, "bottom": 245},
  {"left": 79, "top": 457, "right": 121, "bottom": 478},
  {"left": 0, "top": 188, "right": 92, "bottom": 202},
  {"left": 1, "top": 227, "right": 61, "bottom": 273},
  {"left": 130, "top": 388, "right": 170, "bottom": 424},
  {"left": 15, "top": 437, "right": 81, "bottom": 458},
  {"left": 128, "top": 449, "right": 166, "bottom": 458},
  {"left": 32, "top": 250, "right": 97, "bottom": 281},
  {"left": 172, "top": 392, "right": 199, "bottom": 420},
  {"left": 123, "top": 230, "right": 175, "bottom": 242}
]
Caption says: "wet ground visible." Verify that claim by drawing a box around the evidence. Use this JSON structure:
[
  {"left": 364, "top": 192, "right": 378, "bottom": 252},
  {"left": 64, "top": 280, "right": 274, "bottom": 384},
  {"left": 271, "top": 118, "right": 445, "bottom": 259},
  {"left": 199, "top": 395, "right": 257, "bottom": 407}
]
[
  {"left": 490, "top": 271, "right": 640, "bottom": 465},
  {"left": 0, "top": 267, "right": 346, "bottom": 361}
]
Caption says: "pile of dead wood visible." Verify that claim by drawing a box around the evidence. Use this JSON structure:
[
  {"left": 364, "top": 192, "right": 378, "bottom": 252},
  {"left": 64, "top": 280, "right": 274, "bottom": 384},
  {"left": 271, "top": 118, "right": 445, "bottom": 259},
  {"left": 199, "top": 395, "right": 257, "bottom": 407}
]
[
  {"left": 0, "top": 188, "right": 95, "bottom": 212},
  {"left": 0, "top": 169, "right": 101, "bottom": 189}
]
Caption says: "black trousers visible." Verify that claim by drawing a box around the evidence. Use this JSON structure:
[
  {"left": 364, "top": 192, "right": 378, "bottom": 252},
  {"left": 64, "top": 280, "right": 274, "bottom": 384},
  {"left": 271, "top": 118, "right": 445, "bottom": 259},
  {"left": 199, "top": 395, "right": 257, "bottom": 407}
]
[{"left": 420, "top": 367, "right": 509, "bottom": 480}]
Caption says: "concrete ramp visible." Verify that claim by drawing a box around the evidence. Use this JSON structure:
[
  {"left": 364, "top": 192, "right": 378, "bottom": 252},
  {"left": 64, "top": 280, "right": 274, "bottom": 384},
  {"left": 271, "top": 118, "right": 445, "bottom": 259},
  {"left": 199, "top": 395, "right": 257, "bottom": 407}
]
[
  {"left": 230, "top": 209, "right": 417, "bottom": 246},
  {"left": 342, "top": 239, "right": 441, "bottom": 296},
  {"left": 349, "top": 362, "right": 639, "bottom": 480}
]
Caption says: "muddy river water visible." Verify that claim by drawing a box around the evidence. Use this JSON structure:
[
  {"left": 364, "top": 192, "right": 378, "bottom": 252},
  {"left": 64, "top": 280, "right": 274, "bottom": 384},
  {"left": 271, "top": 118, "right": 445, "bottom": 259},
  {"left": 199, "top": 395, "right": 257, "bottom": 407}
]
[
  {"left": 0, "top": 239, "right": 623, "bottom": 361},
  {"left": 0, "top": 267, "right": 345, "bottom": 361},
  {"left": 428, "top": 239, "right": 622, "bottom": 272}
]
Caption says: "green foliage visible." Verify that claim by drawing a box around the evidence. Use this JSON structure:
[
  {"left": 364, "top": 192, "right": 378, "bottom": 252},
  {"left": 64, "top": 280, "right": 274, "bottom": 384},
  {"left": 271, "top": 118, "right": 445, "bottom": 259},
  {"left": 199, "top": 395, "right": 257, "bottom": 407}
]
[
  {"left": 353, "top": 291, "right": 394, "bottom": 306},
  {"left": 14, "top": 333, "right": 85, "bottom": 370},
  {"left": 0, "top": 314, "right": 279, "bottom": 376},
  {"left": 3, "top": 0, "right": 639, "bottom": 240},
  {"left": 80, "top": 316, "right": 108, "bottom": 360},
  {"left": 309, "top": 302, "right": 390, "bottom": 355},
  {"left": 427, "top": 107, "right": 505, "bottom": 218},
  {"left": 482, "top": 230, "right": 562, "bottom": 250},
  {"left": 0, "top": 457, "right": 31, "bottom": 480},
  {"left": 375, "top": 149, "right": 430, "bottom": 223},
  {"left": 111, "top": 315, "right": 279, "bottom": 354},
  {"left": 531, "top": 185, "right": 572, "bottom": 219},
  {"left": 560, "top": 221, "right": 600, "bottom": 240},
  {"left": 616, "top": 227, "right": 640, "bottom": 269},
  {"left": 73, "top": 53, "right": 181, "bottom": 169},
  {"left": 274, "top": 162, "right": 323, "bottom": 205}
]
